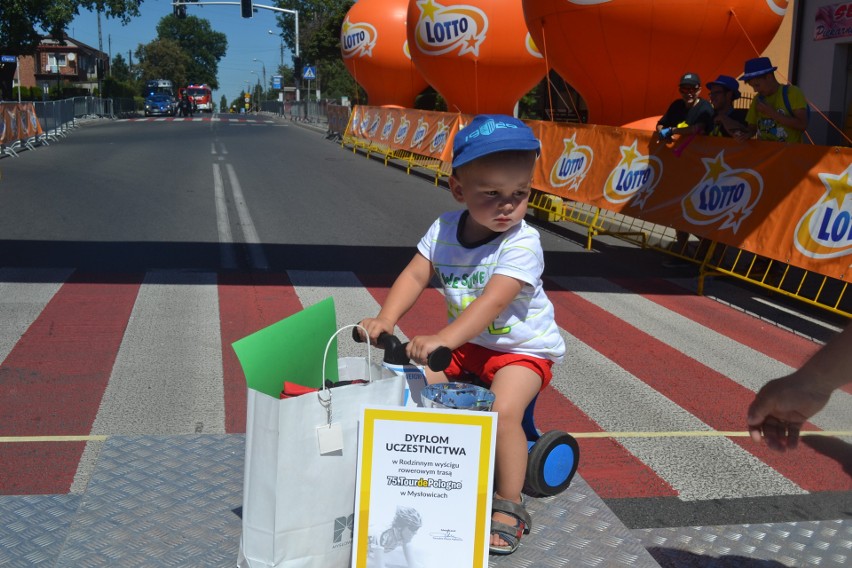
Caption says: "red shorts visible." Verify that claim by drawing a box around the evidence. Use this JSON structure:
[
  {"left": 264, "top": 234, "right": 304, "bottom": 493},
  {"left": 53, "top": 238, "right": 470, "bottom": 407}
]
[{"left": 443, "top": 343, "right": 554, "bottom": 390}]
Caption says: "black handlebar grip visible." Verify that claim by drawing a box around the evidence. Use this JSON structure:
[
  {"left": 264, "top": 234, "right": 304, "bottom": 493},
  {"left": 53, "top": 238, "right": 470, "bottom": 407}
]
[
  {"left": 377, "top": 333, "right": 409, "bottom": 365},
  {"left": 426, "top": 347, "right": 452, "bottom": 373},
  {"left": 352, "top": 327, "right": 366, "bottom": 343},
  {"left": 352, "top": 328, "right": 451, "bottom": 371}
]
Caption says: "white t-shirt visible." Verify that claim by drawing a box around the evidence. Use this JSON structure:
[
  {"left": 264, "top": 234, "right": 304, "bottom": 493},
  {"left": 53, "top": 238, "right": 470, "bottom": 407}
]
[{"left": 417, "top": 209, "right": 566, "bottom": 363}]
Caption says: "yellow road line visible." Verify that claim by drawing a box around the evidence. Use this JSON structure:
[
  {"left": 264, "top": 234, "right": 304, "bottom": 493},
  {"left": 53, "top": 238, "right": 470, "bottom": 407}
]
[
  {"left": 571, "top": 430, "right": 852, "bottom": 439},
  {"left": 0, "top": 435, "right": 109, "bottom": 443},
  {"left": 0, "top": 431, "right": 850, "bottom": 443}
]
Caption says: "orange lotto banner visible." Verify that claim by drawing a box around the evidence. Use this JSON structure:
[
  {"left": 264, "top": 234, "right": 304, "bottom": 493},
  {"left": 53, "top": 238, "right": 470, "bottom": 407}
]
[
  {"left": 530, "top": 120, "right": 852, "bottom": 283},
  {"left": 345, "top": 106, "right": 852, "bottom": 283},
  {"left": 1, "top": 103, "right": 43, "bottom": 146},
  {"left": 348, "top": 104, "right": 458, "bottom": 164}
]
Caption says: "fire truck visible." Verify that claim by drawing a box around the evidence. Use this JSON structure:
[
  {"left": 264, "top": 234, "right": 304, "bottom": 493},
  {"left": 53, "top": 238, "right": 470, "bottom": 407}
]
[{"left": 178, "top": 84, "right": 214, "bottom": 113}]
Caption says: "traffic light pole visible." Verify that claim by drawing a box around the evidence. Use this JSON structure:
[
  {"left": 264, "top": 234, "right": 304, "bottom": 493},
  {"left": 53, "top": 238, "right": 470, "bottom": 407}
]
[{"left": 171, "top": 2, "right": 300, "bottom": 101}]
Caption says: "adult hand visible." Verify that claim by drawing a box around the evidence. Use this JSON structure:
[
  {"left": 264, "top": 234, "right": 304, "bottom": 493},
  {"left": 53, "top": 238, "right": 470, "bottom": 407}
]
[{"left": 746, "top": 373, "right": 832, "bottom": 451}]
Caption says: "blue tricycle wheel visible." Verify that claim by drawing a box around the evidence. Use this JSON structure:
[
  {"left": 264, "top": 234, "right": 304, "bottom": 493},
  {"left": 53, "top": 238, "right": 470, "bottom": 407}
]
[{"left": 524, "top": 430, "right": 580, "bottom": 497}]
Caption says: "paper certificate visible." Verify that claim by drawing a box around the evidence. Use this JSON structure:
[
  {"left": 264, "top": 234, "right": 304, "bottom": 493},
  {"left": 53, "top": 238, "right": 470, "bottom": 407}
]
[{"left": 352, "top": 406, "right": 497, "bottom": 568}]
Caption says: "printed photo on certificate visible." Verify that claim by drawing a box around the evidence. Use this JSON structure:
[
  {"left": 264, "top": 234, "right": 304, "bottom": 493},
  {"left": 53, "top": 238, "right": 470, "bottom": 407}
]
[{"left": 351, "top": 406, "right": 497, "bottom": 568}]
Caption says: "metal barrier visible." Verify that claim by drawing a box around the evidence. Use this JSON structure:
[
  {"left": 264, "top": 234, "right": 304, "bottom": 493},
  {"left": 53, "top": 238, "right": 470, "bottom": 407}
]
[
  {"left": 0, "top": 97, "right": 115, "bottom": 156},
  {"left": 111, "top": 98, "right": 140, "bottom": 118},
  {"left": 525, "top": 195, "right": 852, "bottom": 318},
  {"left": 255, "top": 99, "right": 328, "bottom": 122},
  {"left": 326, "top": 105, "right": 351, "bottom": 140},
  {"left": 342, "top": 123, "right": 451, "bottom": 185}
]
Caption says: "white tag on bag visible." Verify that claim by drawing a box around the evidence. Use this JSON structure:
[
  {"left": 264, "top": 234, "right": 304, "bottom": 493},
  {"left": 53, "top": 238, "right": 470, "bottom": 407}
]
[{"left": 318, "top": 422, "right": 344, "bottom": 456}]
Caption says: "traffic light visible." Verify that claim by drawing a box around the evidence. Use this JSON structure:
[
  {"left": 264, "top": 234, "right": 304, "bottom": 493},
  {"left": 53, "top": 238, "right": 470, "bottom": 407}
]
[
  {"left": 241, "top": 0, "right": 253, "bottom": 18},
  {"left": 173, "top": 2, "right": 187, "bottom": 18}
]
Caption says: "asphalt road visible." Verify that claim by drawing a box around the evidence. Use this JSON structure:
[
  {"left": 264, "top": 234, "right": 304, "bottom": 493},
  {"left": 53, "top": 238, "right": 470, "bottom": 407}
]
[{"left": 0, "top": 114, "right": 849, "bottom": 533}]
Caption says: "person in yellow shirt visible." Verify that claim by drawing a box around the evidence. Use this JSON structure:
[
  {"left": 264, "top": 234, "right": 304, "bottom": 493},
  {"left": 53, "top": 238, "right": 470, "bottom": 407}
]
[{"left": 736, "top": 57, "right": 809, "bottom": 143}]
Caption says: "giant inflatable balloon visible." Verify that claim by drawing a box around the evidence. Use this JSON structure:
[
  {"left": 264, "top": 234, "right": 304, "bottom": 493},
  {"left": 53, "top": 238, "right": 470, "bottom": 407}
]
[
  {"left": 341, "top": 0, "right": 429, "bottom": 107},
  {"left": 407, "top": 0, "right": 548, "bottom": 114},
  {"left": 523, "top": 0, "right": 788, "bottom": 126}
]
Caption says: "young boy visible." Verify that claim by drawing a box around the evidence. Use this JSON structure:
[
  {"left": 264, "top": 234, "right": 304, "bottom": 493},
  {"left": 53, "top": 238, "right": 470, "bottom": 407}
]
[{"left": 359, "top": 114, "right": 566, "bottom": 555}]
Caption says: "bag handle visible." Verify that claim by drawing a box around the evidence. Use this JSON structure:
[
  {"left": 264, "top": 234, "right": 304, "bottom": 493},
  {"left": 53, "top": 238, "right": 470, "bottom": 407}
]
[{"left": 317, "top": 324, "right": 373, "bottom": 426}]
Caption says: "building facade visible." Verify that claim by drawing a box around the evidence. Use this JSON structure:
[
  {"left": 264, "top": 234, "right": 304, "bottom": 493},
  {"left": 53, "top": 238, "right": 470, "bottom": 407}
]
[
  {"left": 15, "top": 36, "right": 109, "bottom": 95},
  {"left": 791, "top": 0, "right": 852, "bottom": 145}
]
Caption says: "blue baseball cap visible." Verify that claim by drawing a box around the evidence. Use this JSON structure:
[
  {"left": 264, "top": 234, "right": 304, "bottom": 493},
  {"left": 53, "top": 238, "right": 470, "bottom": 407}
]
[{"left": 452, "top": 114, "right": 540, "bottom": 169}]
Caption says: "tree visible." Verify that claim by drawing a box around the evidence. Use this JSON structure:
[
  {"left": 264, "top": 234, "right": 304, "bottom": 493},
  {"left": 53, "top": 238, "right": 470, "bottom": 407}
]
[
  {"left": 272, "top": 0, "right": 356, "bottom": 100},
  {"left": 0, "top": 1, "right": 144, "bottom": 55},
  {"left": 101, "top": 76, "right": 138, "bottom": 98},
  {"left": 273, "top": 0, "right": 349, "bottom": 64},
  {"left": 110, "top": 53, "right": 132, "bottom": 83},
  {"left": 135, "top": 38, "right": 190, "bottom": 88},
  {"left": 220, "top": 94, "right": 228, "bottom": 112},
  {"left": 156, "top": 14, "right": 227, "bottom": 89},
  {"left": 319, "top": 58, "right": 358, "bottom": 101}
]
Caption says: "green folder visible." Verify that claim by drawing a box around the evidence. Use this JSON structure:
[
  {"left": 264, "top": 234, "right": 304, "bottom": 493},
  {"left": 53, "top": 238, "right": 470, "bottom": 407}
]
[{"left": 232, "top": 296, "right": 338, "bottom": 398}]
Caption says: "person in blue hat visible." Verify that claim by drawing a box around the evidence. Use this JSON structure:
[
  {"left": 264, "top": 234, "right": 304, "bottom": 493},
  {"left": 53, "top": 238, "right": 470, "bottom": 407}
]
[
  {"left": 705, "top": 75, "right": 749, "bottom": 138},
  {"left": 737, "top": 56, "right": 809, "bottom": 143},
  {"left": 358, "top": 114, "right": 566, "bottom": 556}
]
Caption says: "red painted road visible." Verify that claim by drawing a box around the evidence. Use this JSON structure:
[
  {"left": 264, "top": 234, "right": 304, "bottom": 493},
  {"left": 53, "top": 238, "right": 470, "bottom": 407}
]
[
  {"left": 0, "top": 273, "right": 141, "bottom": 494},
  {"left": 126, "top": 117, "right": 272, "bottom": 123},
  {"left": 0, "top": 270, "right": 848, "bottom": 498},
  {"left": 548, "top": 282, "right": 851, "bottom": 493}
]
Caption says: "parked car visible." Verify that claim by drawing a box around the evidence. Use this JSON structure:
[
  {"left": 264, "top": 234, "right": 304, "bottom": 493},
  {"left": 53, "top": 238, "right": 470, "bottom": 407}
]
[{"left": 144, "top": 95, "right": 175, "bottom": 117}]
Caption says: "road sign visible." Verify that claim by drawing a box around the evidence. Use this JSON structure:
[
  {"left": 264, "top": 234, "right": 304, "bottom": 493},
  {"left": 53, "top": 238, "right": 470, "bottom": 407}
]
[
  {"left": 1, "top": 55, "right": 16, "bottom": 63},
  {"left": 302, "top": 66, "right": 316, "bottom": 80},
  {"left": 272, "top": 75, "right": 282, "bottom": 89}
]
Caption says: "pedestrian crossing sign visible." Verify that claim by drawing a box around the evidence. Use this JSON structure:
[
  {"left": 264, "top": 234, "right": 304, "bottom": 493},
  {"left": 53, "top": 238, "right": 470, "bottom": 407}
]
[{"left": 302, "top": 66, "right": 316, "bottom": 80}]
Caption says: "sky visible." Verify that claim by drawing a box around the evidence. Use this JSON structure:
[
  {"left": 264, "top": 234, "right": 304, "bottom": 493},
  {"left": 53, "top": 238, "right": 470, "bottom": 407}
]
[{"left": 69, "top": 0, "right": 296, "bottom": 102}]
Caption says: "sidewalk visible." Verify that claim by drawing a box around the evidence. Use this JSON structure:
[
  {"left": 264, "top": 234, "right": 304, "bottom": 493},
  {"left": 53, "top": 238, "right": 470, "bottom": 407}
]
[{"left": 1, "top": 433, "right": 848, "bottom": 567}]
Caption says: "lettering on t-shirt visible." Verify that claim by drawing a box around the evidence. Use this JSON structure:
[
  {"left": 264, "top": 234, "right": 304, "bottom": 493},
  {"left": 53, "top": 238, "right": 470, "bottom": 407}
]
[
  {"left": 441, "top": 270, "right": 513, "bottom": 335},
  {"left": 439, "top": 270, "right": 487, "bottom": 289}
]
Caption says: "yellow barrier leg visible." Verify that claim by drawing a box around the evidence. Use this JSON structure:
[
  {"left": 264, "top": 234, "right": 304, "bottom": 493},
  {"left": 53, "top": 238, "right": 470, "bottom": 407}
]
[{"left": 587, "top": 208, "right": 602, "bottom": 250}]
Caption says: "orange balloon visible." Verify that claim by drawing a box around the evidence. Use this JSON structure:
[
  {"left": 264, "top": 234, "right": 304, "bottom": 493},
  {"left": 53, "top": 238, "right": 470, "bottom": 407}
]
[
  {"left": 523, "top": 0, "right": 787, "bottom": 126},
  {"left": 407, "top": 0, "right": 548, "bottom": 114},
  {"left": 341, "top": 0, "right": 429, "bottom": 107}
]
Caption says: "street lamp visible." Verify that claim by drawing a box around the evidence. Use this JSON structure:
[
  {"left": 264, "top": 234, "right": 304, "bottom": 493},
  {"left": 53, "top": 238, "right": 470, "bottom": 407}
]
[
  {"left": 253, "top": 58, "right": 266, "bottom": 98},
  {"left": 268, "top": 30, "right": 283, "bottom": 70},
  {"left": 265, "top": 9, "right": 300, "bottom": 102},
  {"left": 252, "top": 57, "right": 266, "bottom": 89},
  {"left": 250, "top": 71, "right": 262, "bottom": 111}
]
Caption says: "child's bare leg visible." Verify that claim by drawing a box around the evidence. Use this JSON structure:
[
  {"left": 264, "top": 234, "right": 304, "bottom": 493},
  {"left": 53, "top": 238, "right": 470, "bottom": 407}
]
[
  {"left": 424, "top": 367, "right": 448, "bottom": 384},
  {"left": 488, "top": 366, "right": 541, "bottom": 549}
]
